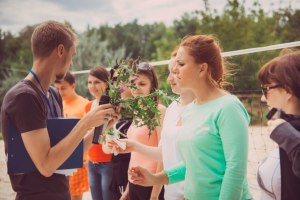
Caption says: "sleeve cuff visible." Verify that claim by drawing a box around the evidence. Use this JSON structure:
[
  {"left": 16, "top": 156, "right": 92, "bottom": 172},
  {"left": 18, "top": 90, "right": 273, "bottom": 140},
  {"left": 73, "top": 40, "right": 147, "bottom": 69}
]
[
  {"left": 270, "top": 122, "right": 300, "bottom": 155},
  {"left": 165, "top": 163, "right": 186, "bottom": 184}
]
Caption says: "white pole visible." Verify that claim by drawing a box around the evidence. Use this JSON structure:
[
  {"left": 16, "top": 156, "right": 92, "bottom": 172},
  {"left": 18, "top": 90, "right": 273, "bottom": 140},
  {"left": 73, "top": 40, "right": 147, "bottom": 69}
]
[{"left": 72, "top": 41, "right": 300, "bottom": 75}]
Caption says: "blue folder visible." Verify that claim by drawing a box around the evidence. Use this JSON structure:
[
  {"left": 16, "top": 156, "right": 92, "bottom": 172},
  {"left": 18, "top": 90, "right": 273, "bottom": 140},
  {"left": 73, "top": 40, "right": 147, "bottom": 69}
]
[{"left": 7, "top": 118, "right": 83, "bottom": 174}]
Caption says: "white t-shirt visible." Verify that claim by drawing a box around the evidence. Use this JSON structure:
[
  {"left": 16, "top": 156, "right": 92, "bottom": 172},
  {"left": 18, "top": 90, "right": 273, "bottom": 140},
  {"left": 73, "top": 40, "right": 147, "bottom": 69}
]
[
  {"left": 257, "top": 147, "right": 281, "bottom": 200},
  {"left": 91, "top": 99, "right": 99, "bottom": 110},
  {"left": 160, "top": 100, "right": 187, "bottom": 200}
]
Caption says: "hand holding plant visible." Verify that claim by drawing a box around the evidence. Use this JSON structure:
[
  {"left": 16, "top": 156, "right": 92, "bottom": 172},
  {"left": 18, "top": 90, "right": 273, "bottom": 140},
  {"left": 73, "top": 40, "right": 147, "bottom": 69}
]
[{"left": 103, "top": 58, "right": 173, "bottom": 142}]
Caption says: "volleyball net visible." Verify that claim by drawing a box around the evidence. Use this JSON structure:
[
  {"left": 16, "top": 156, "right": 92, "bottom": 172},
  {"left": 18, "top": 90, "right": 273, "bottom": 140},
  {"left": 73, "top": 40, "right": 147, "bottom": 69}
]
[
  {"left": 71, "top": 41, "right": 300, "bottom": 199},
  {"left": 72, "top": 41, "right": 300, "bottom": 74}
]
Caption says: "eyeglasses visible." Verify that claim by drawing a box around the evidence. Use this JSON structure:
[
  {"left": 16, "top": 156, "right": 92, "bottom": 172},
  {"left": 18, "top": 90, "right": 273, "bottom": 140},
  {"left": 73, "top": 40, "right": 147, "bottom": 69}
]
[
  {"left": 138, "top": 62, "right": 152, "bottom": 70},
  {"left": 261, "top": 84, "right": 282, "bottom": 98}
]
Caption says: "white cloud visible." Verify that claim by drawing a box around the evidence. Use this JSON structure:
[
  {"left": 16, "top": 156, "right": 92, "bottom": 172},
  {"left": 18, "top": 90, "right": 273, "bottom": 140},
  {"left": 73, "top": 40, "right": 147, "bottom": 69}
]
[{"left": 0, "top": 0, "right": 299, "bottom": 34}]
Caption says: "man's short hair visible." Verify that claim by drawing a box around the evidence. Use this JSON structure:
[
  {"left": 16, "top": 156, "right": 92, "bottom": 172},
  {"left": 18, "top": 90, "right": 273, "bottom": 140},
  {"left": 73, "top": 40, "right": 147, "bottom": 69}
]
[
  {"left": 54, "top": 71, "right": 75, "bottom": 85},
  {"left": 31, "top": 20, "right": 77, "bottom": 59}
]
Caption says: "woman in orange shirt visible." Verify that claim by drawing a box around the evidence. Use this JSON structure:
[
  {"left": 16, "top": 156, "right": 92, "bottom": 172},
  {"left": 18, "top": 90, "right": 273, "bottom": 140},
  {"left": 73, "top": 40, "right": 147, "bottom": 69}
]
[
  {"left": 54, "top": 72, "right": 90, "bottom": 200},
  {"left": 85, "top": 66, "right": 113, "bottom": 200}
]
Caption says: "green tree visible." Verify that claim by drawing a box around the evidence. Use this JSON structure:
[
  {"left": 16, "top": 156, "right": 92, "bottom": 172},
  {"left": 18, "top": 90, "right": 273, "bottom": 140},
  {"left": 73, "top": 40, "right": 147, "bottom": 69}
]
[
  {"left": 72, "top": 29, "right": 126, "bottom": 98},
  {"left": 1, "top": 0, "right": 300, "bottom": 108}
]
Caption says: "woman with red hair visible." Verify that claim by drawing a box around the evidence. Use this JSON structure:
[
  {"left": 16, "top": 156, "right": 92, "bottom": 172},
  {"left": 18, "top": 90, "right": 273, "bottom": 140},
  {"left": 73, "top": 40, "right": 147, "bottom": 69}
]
[{"left": 128, "top": 35, "right": 252, "bottom": 200}]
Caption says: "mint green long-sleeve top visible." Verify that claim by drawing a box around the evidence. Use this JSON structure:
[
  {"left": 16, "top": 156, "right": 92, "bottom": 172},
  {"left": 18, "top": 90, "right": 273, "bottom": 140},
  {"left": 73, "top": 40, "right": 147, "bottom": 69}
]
[{"left": 165, "top": 94, "right": 252, "bottom": 200}]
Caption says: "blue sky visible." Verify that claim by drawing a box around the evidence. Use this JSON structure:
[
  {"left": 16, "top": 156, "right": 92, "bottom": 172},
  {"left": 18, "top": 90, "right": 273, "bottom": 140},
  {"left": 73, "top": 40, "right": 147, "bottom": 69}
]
[{"left": 0, "top": 0, "right": 299, "bottom": 34}]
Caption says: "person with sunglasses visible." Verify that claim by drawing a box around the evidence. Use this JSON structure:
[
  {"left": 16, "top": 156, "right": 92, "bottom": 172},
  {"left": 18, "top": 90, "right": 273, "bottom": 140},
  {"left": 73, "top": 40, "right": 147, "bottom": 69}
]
[
  {"left": 109, "top": 50, "right": 195, "bottom": 200},
  {"left": 119, "top": 62, "right": 166, "bottom": 200},
  {"left": 257, "top": 51, "right": 300, "bottom": 200},
  {"left": 127, "top": 35, "right": 253, "bottom": 200}
]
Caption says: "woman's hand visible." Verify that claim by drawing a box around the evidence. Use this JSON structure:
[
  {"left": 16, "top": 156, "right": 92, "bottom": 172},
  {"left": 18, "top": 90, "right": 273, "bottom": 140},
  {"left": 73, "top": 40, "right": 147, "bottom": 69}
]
[
  {"left": 128, "top": 166, "right": 156, "bottom": 186},
  {"left": 106, "top": 106, "right": 121, "bottom": 130},
  {"left": 107, "top": 138, "right": 137, "bottom": 154},
  {"left": 119, "top": 186, "right": 130, "bottom": 200},
  {"left": 128, "top": 166, "right": 169, "bottom": 186},
  {"left": 82, "top": 103, "right": 117, "bottom": 129}
]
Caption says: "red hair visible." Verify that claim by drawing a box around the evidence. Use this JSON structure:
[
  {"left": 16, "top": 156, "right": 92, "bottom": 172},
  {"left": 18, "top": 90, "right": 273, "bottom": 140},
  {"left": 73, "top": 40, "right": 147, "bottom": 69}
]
[{"left": 180, "top": 35, "right": 227, "bottom": 88}]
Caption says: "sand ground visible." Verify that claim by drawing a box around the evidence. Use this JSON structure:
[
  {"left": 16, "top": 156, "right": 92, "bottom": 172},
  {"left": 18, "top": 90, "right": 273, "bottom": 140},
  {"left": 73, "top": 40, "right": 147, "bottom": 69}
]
[{"left": 0, "top": 126, "right": 275, "bottom": 200}]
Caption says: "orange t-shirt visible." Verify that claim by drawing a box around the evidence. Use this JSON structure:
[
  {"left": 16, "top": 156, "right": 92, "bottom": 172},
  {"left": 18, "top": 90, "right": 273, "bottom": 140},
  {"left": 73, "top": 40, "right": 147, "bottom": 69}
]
[
  {"left": 63, "top": 95, "right": 89, "bottom": 118},
  {"left": 62, "top": 95, "right": 90, "bottom": 196},
  {"left": 85, "top": 101, "right": 112, "bottom": 163},
  {"left": 64, "top": 95, "right": 89, "bottom": 161},
  {"left": 127, "top": 124, "right": 159, "bottom": 173}
]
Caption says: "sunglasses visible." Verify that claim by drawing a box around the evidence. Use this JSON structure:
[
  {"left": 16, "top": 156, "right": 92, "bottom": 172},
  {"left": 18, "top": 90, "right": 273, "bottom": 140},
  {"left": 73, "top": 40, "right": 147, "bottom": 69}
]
[
  {"left": 261, "top": 84, "right": 282, "bottom": 98},
  {"left": 138, "top": 62, "right": 152, "bottom": 70}
]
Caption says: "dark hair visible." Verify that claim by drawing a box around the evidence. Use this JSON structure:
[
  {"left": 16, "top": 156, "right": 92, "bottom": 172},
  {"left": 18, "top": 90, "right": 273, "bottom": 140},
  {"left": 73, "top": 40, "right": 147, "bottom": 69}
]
[
  {"left": 258, "top": 51, "right": 300, "bottom": 99},
  {"left": 31, "top": 20, "right": 77, "bottom": 59},
  {"left": 55, "top": 71, "right": 75, "bottom": 84},
  {"left": 137, "top": 63, "right": 159, "bottom": 103},
  {"left": 89, "top": 65, "right": 110, "bottom": 95},
  {"left": 180, "top": 35, "right": 228, "bottom": 88}
]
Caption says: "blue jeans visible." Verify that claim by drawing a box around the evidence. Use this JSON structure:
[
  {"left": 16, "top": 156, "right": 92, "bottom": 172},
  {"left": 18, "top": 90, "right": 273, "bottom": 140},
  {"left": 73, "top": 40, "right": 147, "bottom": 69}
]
[{"left": 88, "top": 161, "right": 113, "bottom": 200}]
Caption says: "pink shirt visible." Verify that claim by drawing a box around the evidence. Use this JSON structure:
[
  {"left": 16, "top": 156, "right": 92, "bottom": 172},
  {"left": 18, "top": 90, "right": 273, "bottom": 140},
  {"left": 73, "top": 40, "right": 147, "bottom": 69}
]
[{"left": 127, "top": 123, "right": 159, "bottom": 173}]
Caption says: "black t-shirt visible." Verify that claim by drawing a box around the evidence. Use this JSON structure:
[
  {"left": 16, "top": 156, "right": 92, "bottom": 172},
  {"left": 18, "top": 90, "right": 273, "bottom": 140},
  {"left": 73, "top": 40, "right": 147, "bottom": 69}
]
[
  {"left": 110, "top": 118, "right": 132, "bottom": 197},
  {"left": 1, "top": 79, "right": 70, "bottom": 200}
]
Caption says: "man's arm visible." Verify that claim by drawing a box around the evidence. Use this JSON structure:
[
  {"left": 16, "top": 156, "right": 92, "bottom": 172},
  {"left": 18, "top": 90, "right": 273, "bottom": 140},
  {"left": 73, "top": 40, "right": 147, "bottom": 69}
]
[
  {"left": 21, "top": 104, "right": 117, "bottom": 177},
  {"left": 83, "top": 128, "right": 94, "bottom": 153}
]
